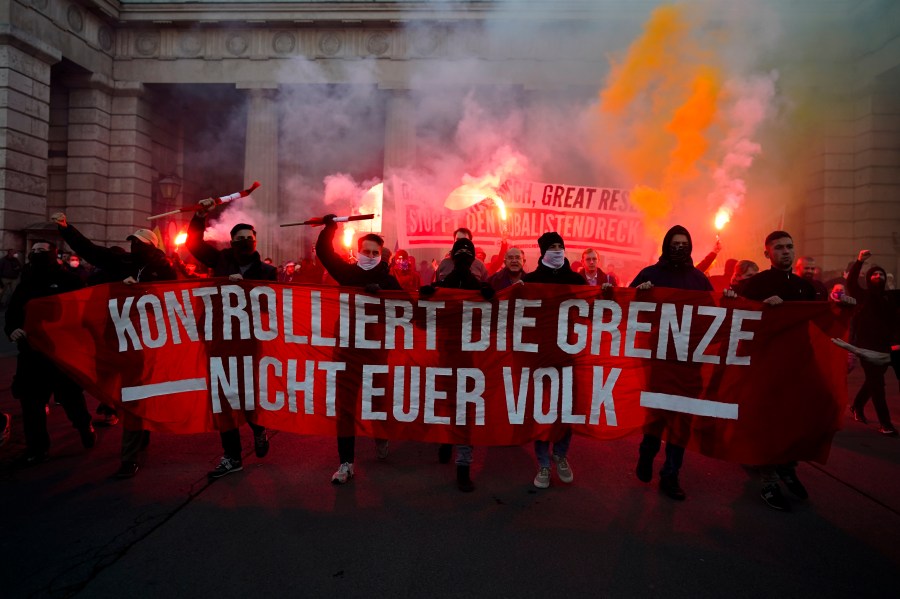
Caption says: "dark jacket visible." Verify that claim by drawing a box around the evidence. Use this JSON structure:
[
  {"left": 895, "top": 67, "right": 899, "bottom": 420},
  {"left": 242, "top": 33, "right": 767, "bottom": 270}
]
[
  {"left": 738, "top": 268, "right": 817, "bottom": 303},
  {"left": 5, "top": 263, "right": 84, "bottom": 336},
  {"left": 435, "top": 263, "right": 487, "bottom": 291},
  {"left": 488, "top": 267, "right": 526, "bottom": 291},
  {"left": 187, "top": 215, "right": 277, "bottom": 282},
  {"left": 315, "top": 224, "right": 401, "bottom": 290},
  {"left": 845, "top": 260, "right": 900, "bottom": 351},
  {"left": 522, "top": 258, "right": 586, "bottom": 285},
  {"left": 0, "top": 254, "right": 22, "bottom": 279},
  {"left": 59, "top": 225, "right": 176, "bottom": 283},
  {"left": 629, "top": 225, "right": 713, "bottom": 291}
]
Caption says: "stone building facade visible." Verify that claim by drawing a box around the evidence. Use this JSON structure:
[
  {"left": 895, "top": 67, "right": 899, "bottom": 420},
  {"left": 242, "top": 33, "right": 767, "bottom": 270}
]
[{"left": 0, "top": 0, "right": 898, "bottom": 272}]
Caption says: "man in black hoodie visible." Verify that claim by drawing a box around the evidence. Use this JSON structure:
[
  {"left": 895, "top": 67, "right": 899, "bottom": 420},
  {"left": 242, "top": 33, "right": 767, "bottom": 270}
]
[
  {"left": 52, "top": 212, "right": 177, "bottom": 478},
  {"left": 845, "top": 249, "right": 900, "bottom": 436},
  {"left": 316, "top": 214, "right": 402, "bottom": 484},
  {"left": 5, "top": 240, "right": 96, "bottom": 464},
  {"left": 188, "top": 197, "right": 279, "bottom": 478},
  {"left": 421, "top": 237, "right": 494, "bottom": 492},
  {"left": 522, "top": 232, "right": 585, "bottom": 489},
  {"left": 630, "top": 225, "right": 713, "bottom": 501}
]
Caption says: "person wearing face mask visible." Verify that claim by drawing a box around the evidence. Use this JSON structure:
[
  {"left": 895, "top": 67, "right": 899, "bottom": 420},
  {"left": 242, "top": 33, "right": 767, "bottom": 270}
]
[
  {"left": 52, "top": 212, "right": 177, "bottom": 478},
  {"left": 420, "top": 238, "right": 495, "bottom": 491},
  {"left": 188, "top": 197, "right": 278, "bottom": 478},
  {"left": 64, "top": 254, "right": 91, "bottom": 284},
  {"left": 435, "top": 228, "right": 489, "bottom": 283},
  {"left": 520, "top": 232, "right": 585, "bottom": 489},
  {"left": 844, "top": 249, "right": 900, "bottom": 436},
  {"left": 4, "top": 240, "right": 95, "bottom": 465},
  {"left": 629, "top": 225, "right": 713, "bottom": 502},
  {"left": 0, "top": 248, "right": 23, "bottom": 308},
  {"left": 389, "top": 249, "right": 420, "bottom": 292},
  {"left": 316, "top": 214, "right": 402, "bottom": 484}
]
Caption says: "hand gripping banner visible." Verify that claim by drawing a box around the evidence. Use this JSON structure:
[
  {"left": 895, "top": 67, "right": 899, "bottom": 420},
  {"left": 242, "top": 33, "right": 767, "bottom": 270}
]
[{"left": 25, "top": 281, "right": 850, "bottom": 464}]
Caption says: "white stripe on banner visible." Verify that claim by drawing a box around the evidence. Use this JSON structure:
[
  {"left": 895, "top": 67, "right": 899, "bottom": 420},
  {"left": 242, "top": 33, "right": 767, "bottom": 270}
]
[
  {"left": 640, "top": 392, "right": 739, "bottom": 420},
  {"left": 121, "top": 378, "right": 208, "bottom": 402}
]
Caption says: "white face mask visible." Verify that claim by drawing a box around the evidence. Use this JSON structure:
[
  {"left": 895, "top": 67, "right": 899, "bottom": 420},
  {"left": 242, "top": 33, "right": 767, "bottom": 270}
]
[
  {"left": 69, "top": 261, "right": 80, "bottom": 268},
  {"left": 542, "top": 249, "right": 566, "bottom": 269},
  {"left": 357, "top": 254, "right": 380, "bottom": 271}
]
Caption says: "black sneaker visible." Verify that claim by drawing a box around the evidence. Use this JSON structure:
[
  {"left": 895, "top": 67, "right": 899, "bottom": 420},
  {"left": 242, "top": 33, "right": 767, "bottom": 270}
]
[
  {"left": 254, "top": 431, "right": 270, "bottom": 458},
  {"left": 79, "top": 425, "right": 97, "bottom": 449},
  {"left": 761, "top": 484, "right": 791, "bottom": 511},
  {"left": 659, "top": 475, "right": 686, "bottom": 500},
  {"left": 208, "top": 456, "right": 243, "bottom": 479},
  {"left": 636, "top": 455, "right": 653, "bottom": 483},
  {"left": 779, "top": 472, "right": 809, "bottom": 500},
  {"left": 850, "top": 407, "right": 867, "bottom": 424},
  {"left": 438, "top": 444, "right": 452, "bottom": 464},
  {"left": 457, "top": 465, "right": 475, "bottom": 493},
  {"left": 878, "top": 425, "right": 898, "bottom": 437},
  {"left": 114, "top": 461, "right": 139, "bottom": 479}
]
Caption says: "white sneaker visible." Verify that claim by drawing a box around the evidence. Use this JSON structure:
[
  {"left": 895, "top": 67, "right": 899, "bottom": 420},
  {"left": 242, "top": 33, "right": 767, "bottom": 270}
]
[
  {"left": 331, "top": 462, "right": 354, "bottom": 484},
  {"left": 375, "top": 439, "right": 389, "bottom": 460},
  {"left": 533, "top": 466, "right": 551, "bottom": 489},
  {"left": 553, "top": 455, "right": 574, "bottom": 483}
]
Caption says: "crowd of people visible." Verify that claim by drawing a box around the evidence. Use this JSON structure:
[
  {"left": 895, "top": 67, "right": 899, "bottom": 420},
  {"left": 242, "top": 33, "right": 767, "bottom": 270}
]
[{"left": 2, "top": 201, "right": 897, "bottom": 515}]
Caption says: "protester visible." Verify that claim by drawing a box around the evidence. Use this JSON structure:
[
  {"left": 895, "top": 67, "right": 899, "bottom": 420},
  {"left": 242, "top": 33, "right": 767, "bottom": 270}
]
[
  {"left": 577, "top": 248, "right": 611, "bottom": 287},
  {"left": 316, "top": 214, "right": 402, "bottom": 484},
  {"left": 435, "top": 228, "right": 488, "bottom": 282},
  {"left": 418, "top": 259, "right": 435, "bottom": 286},
  {"left": 795, "top": 256, "right": 828, "bottom": 301},
  {"left": 729, "top": 259, "right": 759, "bottom": 295},
  {"left": 188, "top": 197, "right": 278, "bottom": 478},
  {"left": 630, "top": 225, "right": 713, "bottom": 501},
  {"left": 0, "top": 248, "right": 23, "bottom": 308},
  {"left": 522, "top": 232, "right": 586, "bottom": 489},
  {"left": 4, "top": 240, "right": 95, "bottom": 465},
  {"left": 739, "top": 230, "right": 855, "bottom": 510},
  {"left": 279, "top": 262, "right": 297, "bottom": 283},
  {"left": 488, "top": 247, "right": 527, "bottom": 291},
  {"left": 420, "top": 238, "right": 495, "bottom": 492},
  {"left": 844, "top": 249, "right": 899, "bottom": 435},
  {"left": 52, "top": 212, "right": 177, "bottom": 478},
  {"left": 390, "top": 249, "right": 421, "bottom": 292}
]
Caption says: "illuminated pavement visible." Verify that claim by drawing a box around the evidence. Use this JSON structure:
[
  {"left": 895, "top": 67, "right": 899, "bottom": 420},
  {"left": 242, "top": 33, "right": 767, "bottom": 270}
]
[{"left": 1, "top": 347, "right": 898, "bottom": 598}]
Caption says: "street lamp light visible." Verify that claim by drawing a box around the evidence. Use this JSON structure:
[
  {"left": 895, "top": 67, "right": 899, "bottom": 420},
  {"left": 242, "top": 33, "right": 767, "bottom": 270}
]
[{"left": 158, "top": 175, "right": 181, "bottom": 204}]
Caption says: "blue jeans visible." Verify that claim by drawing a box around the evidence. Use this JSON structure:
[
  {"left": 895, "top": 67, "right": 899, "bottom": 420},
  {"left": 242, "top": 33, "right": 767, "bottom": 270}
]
[{"left": 535, "top": 428, "right": 572, "bottom": 468}]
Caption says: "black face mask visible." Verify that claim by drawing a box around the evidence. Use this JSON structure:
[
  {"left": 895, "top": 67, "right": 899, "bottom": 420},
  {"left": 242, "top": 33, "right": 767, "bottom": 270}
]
[
  {"left": 131, "top": 240, "right": 153, "bottom": 257},
  {"left": 668, "top": 246, "right": 690, "bottom": 265},
  {"left": 453, "top": 252, "right": 475, "bottom": 270},
  {"left": 28, "top": 251, "right": 55, "bottom": 270},
  {"left": 230, "top": 238, "right": 256, "bottom": 256}
]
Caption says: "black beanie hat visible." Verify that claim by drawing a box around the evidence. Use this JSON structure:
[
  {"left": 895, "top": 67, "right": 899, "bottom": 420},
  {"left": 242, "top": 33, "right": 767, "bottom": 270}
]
[{"left": 537, "top": 232, "right": 564, "bottom": 256}]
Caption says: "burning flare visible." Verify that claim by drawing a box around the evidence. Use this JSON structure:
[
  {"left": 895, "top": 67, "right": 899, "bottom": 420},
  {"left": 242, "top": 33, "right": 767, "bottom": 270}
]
[
  {"left": 174, "top": 232, "right": 187, "bottom": 246},
  {"left": 342, "top": 226, "right": 355, "bottom": 249},
  {"left": 714, "top": 208, "right": 730, "bottom": 231}
]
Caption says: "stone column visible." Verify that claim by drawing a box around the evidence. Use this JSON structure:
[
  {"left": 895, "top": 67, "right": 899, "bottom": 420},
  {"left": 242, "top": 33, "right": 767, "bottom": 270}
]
[
  {"left": 238, "top": 83, "right": 279, "bottom": 261},
  {"left": 0, "top": 28, "right": 60, "bottom": 250},
  {"left": 382, "top": 87, "right": 416, "bottom": 250},
  {"left": 108, "top": 82, "right": 153, "bottom": 243},
  {"left": 64, "top": 73, "right": 113, "bottom": 245}
]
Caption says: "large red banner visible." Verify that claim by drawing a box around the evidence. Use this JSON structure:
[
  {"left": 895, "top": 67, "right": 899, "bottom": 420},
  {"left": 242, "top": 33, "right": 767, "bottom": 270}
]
[{"left": 25, "top": 281, "right": 849, "bottom": 464}]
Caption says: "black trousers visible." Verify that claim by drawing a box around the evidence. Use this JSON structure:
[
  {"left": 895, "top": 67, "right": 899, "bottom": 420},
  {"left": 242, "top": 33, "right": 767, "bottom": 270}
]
[
  {"left": 13, "top": 345, "right": 91, "bottom": 453},
  {"left": 853, "top": 361, "right": 893, "bottom": 427},
  {"left": 221, "top": 422, "right": 266, "bottom": 460}
]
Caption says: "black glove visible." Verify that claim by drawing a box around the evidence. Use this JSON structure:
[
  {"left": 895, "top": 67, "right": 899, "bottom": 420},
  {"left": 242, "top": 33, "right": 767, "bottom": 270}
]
[
  {"left": 364, "top": 283, "right": 380, "bottom": 294},
  {"left": 479, "top": 284, "right": 495, "bottom": 300},
  {"left": 323, "top": 214, "right": 337, "bottom": 225},
  {"left": 419, "top": 284, "right": 436, "bottom": 297}
]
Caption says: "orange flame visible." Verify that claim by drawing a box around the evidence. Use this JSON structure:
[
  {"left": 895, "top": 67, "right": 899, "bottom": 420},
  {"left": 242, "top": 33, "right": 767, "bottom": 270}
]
[
  {"left": 342, "top": 226, "right": 355, "bottom": 249},
  {"left": 174, "top": 232, "right": 187, "bottom": 246}
]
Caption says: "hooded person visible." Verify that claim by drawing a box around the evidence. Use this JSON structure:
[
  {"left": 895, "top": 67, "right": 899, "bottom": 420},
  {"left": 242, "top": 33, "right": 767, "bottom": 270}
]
[
  {"left": 390, "top": 249, "right": 421, "bottom": 292},
  {"left": 187, "top": 198, "right": 278, "bottom": 479},
  {"left": 629, "top": 225, "right": 714, "bottom": 501},
  {"left": 419, "top": 237, "right": 494, "bottom": 492},
  {"left": 845, "top": 251, "right": 900, "bottom": 435},
  {"left": 630, "top": 225, "right": 713, "bottom": 291},
  {"left": 522, "top": 232, "right": 586, "bottom": 286},
  {"left": 52, "top": 212, "right": 177, "bottom": 479},
  {"left": 520, "top": 232, "right": 585, "bottom": 490},
  {"left": 4, "top": 240, "right": 95, "bottom": 465}
]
